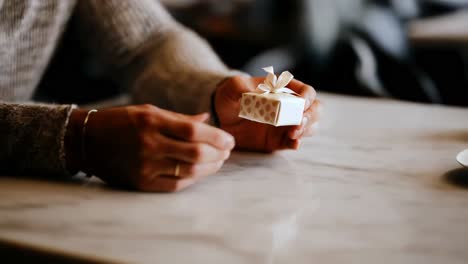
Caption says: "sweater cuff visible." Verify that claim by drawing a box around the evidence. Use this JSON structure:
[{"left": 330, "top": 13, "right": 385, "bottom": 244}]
[{"left": 0, "top": 103, "right": 76, "bottom": 177}]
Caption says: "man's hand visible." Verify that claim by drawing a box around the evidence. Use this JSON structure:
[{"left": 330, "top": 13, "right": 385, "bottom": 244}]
[
  {"left": 215, "top": 76, "right": 321, "bottom": 152},
  {"left": 65, "top": 105, "right": 234, "bottom": 192}
]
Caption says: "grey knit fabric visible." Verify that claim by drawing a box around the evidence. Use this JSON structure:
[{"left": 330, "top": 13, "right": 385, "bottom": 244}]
[
  {"left": 0, "top": 0, "right": 234, "bottom": 176},
  {"left": 0, "top": 103, "right": 75, "bottom": 176}
]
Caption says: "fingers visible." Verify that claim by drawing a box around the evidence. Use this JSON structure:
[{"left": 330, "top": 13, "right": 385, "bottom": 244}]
[
  {"left": 163, "top": 118, "right": 235, "bottom": 151},
  {"left": 266, "top": 126, "right": 296, "bottom": 152},
  {"left": 184, "top": 113, "right": 210, "bottom": 122},
  {"left": 138, "top": 175, "right": 196, "bottom": 193},
  {"left": 287, "top": 79, "right": 317, "bottom": 110},
  {"left": 303, "top": 122, "right": 319, "bottom": 137},
  {"left": 138, "top": 105, "right": 233, "bottom": 151},
  {"left": 159, "top": 136, "right": 231, "bottom": 163},
  {"left": 287, "top": 139, "right": 301, "bottom": 150},
  {"left": 288, "top": 100, "right": 321, "bottom": 140},
  {"left": 159, "top": 108, "right": 210, "bottom": 123},
  {"left": 138, "top": 160, "right": 225, "bottom": 192},
  {"left": 135, "top": 136, "right": 228, "bottom": 192},
  {"left": 219, "top": 76, "right": 257, "bottom": 102}
]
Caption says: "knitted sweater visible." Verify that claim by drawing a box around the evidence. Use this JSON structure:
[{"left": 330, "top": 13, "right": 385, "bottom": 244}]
[{"left": 0, "top": 0, "right": 235, "bottom": 176}]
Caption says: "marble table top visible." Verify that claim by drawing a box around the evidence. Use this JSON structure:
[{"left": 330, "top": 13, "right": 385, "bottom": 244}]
[{"left": 1, "top": 94, "right": 468, "bottom": 264}]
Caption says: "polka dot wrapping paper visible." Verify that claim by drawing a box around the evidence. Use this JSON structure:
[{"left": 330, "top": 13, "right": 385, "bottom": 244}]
[{"left": 239, "top": 92, "right": 305, "bottom": 127}]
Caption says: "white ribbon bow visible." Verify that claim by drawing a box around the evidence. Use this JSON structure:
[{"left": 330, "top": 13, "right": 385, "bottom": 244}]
[{"left": 257, "top": 66, "right": 297, "bottom": 95}]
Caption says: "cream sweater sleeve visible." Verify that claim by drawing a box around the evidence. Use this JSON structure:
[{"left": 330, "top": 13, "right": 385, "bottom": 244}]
[{"left": 76, "top": 0, "right": 240, "bottom": 115}]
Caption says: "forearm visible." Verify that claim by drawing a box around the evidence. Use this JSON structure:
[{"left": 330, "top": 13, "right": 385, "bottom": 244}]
[
  {"left": 0, "top": 102, "right": 76, "bottom": 176},
  {"left": 76, "top": 0, "right": 243, "bottom": 116},
  {"left": 76, "top": 0, "right": 178, "bottom": 66},
  {"left": 130, "top": 26, "right": 240, "bottom": 115}
]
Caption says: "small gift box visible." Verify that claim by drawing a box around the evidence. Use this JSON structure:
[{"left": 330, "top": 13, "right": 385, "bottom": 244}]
[{"left": 239, "top": 66, "right": 305, "bottom": 127}]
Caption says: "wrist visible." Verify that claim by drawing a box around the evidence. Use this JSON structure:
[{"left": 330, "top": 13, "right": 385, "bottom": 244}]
[
  {"left": 210, "top": 91, "right": 221, "bottom": 127},
  {"left": 211, "top": 76, "right": 235, "bottom": 128},
  {"left": 64, "top": 109, "right": 88, "bottom": 174}
]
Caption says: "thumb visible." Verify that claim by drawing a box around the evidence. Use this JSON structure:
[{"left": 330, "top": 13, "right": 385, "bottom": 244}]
[
  {"left": 219, "top": 76, "right": 257, "bottom": 103},
  {"left": 159, "top": 108, "right": 210, "bottom": 123},
  {"left": 173, "top": 112, "right": 210, "bottom": 123},
  {"left": 187, "top": 112, "right": 210, "bottom": 122}
]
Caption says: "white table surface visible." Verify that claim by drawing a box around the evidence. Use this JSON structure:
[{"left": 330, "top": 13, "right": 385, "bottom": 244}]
[{"left": 1, "top": 93, "right": 468, "bottom": 264}]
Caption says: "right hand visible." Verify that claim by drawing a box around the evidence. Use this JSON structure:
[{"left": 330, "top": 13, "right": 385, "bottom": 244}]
[{"left": 65, "top": 105, "right": 235, "bottom": 192}]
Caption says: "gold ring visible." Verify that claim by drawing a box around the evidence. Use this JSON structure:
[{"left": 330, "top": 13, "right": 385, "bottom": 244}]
[{"left": 174, "top": 162, "right": 180, "bottom": 177}]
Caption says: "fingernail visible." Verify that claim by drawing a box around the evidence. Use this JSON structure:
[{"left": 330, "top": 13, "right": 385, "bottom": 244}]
[
  {"left": 200, "top": 113, "right": 210, "bottom": 122},
  {"left": 222, "top": 150, "right": 231, "bottom": 160},
  {"left": 292, "top": 127, "right": 303, "bottom": 140},
  {"left": 305, "top": 99, "right": 311, "bottom": 110},
  {"left": 225, "top": 135, "right": 235, "bottom": 149},
  {"left": 302, "top": 117, "right": 308, "bottom": 127}
]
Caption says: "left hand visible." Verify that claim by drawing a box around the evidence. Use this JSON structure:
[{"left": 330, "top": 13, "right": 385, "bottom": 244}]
[{"left": 214, "top": 76, "right": 321, "bottom": 152}]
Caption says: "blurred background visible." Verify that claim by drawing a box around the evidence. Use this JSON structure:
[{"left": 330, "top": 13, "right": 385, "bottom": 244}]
[
  {"left": 38, "top": 0, "right": 468, "bottom": 107},
  {"left": 161, "top": 0, "right": 468, "bottom": 106}
]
